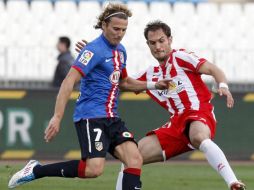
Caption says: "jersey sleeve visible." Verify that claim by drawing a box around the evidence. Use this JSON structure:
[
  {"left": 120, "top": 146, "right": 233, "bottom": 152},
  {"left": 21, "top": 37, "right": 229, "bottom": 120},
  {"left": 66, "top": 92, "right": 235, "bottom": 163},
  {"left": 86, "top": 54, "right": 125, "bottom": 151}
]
[
  {"left": 121, "top": 68, "right": 128, "bottom": 79},
  {"left": 175, "top": 50, "right": 207, "bottom": 73},
  {"left": 72, "top": 46, "right": 102, "bottom": 77},
  {"left": 135, "top": 71, "right": 147, "bottom": 81}
]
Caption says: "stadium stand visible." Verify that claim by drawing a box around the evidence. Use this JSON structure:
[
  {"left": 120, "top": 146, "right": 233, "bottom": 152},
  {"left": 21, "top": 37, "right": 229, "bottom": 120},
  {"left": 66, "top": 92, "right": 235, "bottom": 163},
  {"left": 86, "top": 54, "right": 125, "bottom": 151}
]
[
  {"left": 0, "top": 1, "right": 4, "bottom": 12},
  {"left": 0, "top": 0, "right": 254, "bottom": 90}
]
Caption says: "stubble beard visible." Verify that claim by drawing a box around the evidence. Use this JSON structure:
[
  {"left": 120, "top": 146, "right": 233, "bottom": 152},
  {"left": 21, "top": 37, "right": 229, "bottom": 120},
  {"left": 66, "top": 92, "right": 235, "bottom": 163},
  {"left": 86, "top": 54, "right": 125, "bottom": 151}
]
[{"left": 156, "top": 55, "right": 168, "bottom": 64}]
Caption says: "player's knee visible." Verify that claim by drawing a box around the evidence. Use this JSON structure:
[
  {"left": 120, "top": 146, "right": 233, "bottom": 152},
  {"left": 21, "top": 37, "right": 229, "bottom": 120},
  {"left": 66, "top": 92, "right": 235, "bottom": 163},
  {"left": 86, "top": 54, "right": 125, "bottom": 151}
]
[
  {"left": 190, "top": 134, "right": 210, "bottom": 149},
  {"left": 127, "top": 152, "right": 143, "bottom": 168},
  {"left": 189, "top": 123, "right": 211, "bottom": 148},
  {"left": 86, "top": 162, "right": 104, "bottom": 178},
  {"left": 90, "top": 167, "right": 104, "bottom": 177}
]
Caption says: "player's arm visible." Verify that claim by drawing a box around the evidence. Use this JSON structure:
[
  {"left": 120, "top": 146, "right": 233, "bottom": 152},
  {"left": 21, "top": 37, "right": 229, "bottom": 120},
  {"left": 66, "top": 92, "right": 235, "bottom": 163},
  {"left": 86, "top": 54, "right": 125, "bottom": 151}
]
[
  {"left": 44, "top": 68, "right": 82, "bottom": 142},
  {"left": 198, "top": 61, "right": 234, "bottom": 108},
  {"left": 119, "top": 76, "right": 169, "bottom": 93}
]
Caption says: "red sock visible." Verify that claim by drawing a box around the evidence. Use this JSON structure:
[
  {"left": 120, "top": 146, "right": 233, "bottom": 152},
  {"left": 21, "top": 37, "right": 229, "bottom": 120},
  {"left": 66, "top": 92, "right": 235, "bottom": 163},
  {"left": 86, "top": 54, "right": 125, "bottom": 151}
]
[
  {"left": 122, "top": 168, "right": 142, "bottom": 190},
  {"left": 123, "top": 168, "right": 141, "bottom": 176},
  {"left": 78, "top": 160, "right": 86, "bottom": 178}
]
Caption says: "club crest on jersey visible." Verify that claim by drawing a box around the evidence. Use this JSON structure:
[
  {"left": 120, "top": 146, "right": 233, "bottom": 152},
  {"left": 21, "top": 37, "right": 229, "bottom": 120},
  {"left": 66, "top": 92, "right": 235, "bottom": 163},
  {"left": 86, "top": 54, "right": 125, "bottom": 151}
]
[
  {"left": 79, "top": 50, "right": 94, "bottom": 65},
  {"left": 168, "top": 79, "right": 185, "bottom": 93},
  {"left": 109, "top": 70, "right": 121, "bottom": 85},
  {"left": 119, "top": 52, "right": 124, "bottom": 63},
  {"left": 168, "top": 81, "right": 177, "bottom": 91},
  {"left": 95, "top": 142, "right": 103, "bottom": 151},
  {"left": 122, "top": 132, "right": 133, "bottom": 138}
]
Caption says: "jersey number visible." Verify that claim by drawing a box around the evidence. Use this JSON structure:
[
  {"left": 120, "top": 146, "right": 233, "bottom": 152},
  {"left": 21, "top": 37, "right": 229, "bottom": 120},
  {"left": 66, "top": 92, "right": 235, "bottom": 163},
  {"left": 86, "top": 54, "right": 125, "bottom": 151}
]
[{"left": 93, "top": 128, "right": 102, "bottom": 141}]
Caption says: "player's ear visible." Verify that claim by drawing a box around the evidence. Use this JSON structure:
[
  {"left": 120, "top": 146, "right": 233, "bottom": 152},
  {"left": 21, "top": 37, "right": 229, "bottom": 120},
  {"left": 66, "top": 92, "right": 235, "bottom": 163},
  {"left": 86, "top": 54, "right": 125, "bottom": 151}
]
[
  {"left": 168, "top": 36, "right": 173, "bottom": 45},
  {"left": 102, "top": 21, "right": 106, "bottom": 30}
]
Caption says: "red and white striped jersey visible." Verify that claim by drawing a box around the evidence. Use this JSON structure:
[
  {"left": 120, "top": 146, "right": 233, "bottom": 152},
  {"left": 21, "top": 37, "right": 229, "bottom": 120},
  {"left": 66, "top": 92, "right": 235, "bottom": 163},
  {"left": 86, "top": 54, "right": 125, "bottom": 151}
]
[{"left": 136, "top": 49, "right": 213, "bottom": 116}]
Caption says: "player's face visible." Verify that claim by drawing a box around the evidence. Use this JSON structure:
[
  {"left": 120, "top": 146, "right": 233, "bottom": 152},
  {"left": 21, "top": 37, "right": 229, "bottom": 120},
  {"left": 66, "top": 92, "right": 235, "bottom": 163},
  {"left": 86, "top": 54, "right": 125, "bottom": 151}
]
[
  {"left": 146, "top": 29, "right": 172, "bottom": 63},
  {"left": 102, "top": 17, "right": 128, "bottom": 46}
]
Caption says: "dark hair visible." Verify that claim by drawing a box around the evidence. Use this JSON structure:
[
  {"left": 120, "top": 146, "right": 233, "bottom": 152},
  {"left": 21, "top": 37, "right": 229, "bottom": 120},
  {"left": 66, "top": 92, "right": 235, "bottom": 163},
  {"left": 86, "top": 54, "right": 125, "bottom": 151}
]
[
  {"left": 59, "top": 36, "right": 71, "bottom": 49},
  {"left": 94, "top": 3, "right": 132, "bottom": 29},
  {"left": 144, "top": 20, "right": 171, "bottom": 40}
]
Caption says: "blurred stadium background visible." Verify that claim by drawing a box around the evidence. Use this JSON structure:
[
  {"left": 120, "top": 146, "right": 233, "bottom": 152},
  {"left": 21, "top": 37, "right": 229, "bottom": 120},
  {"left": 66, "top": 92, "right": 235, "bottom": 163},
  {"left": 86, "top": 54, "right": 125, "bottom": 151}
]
[{"left": 0, "top": 0, "right": 254, "bottom": 162}]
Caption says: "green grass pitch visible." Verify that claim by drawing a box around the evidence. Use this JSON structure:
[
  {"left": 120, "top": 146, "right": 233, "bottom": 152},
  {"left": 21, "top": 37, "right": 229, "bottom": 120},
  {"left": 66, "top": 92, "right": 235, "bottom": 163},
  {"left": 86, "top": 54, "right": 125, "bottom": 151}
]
[{"left": 0, "top": 161, "right": 253, "bottom": 190}]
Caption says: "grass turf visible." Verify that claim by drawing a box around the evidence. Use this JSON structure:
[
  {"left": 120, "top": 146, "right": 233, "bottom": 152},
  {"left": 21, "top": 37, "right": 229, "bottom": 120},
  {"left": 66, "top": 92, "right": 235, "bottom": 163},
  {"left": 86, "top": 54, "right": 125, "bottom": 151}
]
[{"left": 0, "top": 161, "right": 253, "bottom": 190}]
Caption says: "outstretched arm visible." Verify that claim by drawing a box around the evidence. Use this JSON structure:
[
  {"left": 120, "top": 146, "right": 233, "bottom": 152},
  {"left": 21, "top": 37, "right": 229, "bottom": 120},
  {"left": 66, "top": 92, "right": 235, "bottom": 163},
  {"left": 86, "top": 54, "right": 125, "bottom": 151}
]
[
  {"left": 44, "top": 68, "right": 82, "bottom": 142},
  {"left": 198, "top": 61, "right": 234, "bottom": 108},
  {"left": 119, "top": 76, "right": 169, "bottom": 93}
]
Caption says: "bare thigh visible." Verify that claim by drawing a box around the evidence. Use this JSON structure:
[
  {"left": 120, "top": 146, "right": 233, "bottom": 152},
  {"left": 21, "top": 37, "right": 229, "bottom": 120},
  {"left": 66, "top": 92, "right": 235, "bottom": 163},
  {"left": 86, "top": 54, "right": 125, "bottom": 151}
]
[
  {"left": 114, "top": 141, "right": 143, "bottom": 168},
  {"left": 138, "top": 135, "right": 164, "bottom": 165},
  {"left": 189, "top": 121, "right": 211, "bottom": 149}
]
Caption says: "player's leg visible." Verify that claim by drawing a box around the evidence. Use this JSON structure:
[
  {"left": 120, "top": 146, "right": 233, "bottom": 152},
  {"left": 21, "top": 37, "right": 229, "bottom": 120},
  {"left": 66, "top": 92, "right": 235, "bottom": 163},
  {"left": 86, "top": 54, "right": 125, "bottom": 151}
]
[
  {"left": 107, "top": 118, "right": 142, "bottom": 190},
  {"left": 8, "top": 159, "right": 105, "bottom": 189},
  {"left": 116, "top": 134, "right": 163, "bottom": 190},
  {"left": 72, "top": 118, "right": 108, "bottom": 178},
  {"left": 114, "top": 141, "right": 143, "bottom": 190},
  {"left": 138, "top": 134, "right": 164, "bottom": 164},
  {"left": 32, "top": 159, "right": 104, "bottom": 178},
  {"left": 32, "top": 118, "right": 107, "bottom": 178},
  {"left": 116, "top": 120, "right": 193, "bottom": 190},
  {"left": 189, "top": 120, "right": 246, "bottom": 189},
  {"left": 8, "top": 119, "right": 107, "bottom": 188},
  {"left": 115, "top": 121, "right": 193, "bottom": 190}
]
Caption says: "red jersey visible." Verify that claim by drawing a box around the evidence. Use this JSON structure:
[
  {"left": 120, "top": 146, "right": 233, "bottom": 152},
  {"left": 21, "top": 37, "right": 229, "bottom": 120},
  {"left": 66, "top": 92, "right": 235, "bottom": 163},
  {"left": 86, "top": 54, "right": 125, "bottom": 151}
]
[{"left": 136, "top": 49, "right": 213, "bottom": 116}]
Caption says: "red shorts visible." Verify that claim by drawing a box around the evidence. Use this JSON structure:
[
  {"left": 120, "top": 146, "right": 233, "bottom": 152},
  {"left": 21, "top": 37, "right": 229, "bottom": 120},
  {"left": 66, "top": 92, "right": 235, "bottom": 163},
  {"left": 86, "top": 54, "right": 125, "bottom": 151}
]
[{"left": 146, "top": 110, "right": 216, "bottom": 160}]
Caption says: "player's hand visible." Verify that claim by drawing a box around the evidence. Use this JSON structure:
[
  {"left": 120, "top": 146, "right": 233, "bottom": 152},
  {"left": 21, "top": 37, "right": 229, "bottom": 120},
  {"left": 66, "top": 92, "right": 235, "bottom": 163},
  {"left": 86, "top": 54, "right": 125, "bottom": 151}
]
[
  {"left": 75, "top": 39, "right": 88, "bottom": 53},
  {"left": 44, "top": 116, "right": 61, "bottom": 142},
  {"left": 217, "top": 87, "right": 234, "bottom": 108},
  {"left": 155, "top": 79, "right": 171, "bottom": 90}
]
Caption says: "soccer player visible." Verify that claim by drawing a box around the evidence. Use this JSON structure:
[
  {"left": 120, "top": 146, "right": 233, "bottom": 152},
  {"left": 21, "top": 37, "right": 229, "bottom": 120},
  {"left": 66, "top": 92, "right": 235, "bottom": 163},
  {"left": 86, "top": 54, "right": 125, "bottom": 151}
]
[
  {"left": 114, "top": 21, "right": 246, "bottom": 190},
  {"left": 8, "top": 5, "right": 169, "bottom": 190}
]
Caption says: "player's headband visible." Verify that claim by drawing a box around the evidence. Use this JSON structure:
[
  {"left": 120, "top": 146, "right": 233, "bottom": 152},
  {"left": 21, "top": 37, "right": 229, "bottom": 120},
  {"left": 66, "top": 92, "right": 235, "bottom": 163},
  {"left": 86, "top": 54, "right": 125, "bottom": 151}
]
[{"left": 104, "top": 12, "right": 127, "bottom": 21}]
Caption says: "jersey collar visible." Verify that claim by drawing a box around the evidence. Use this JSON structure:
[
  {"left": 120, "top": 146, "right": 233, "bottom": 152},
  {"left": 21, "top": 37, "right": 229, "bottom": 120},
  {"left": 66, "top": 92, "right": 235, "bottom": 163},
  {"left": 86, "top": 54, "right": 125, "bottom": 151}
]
[{"left": 160, "top": 49, "right": 175, "bottom": 70}]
